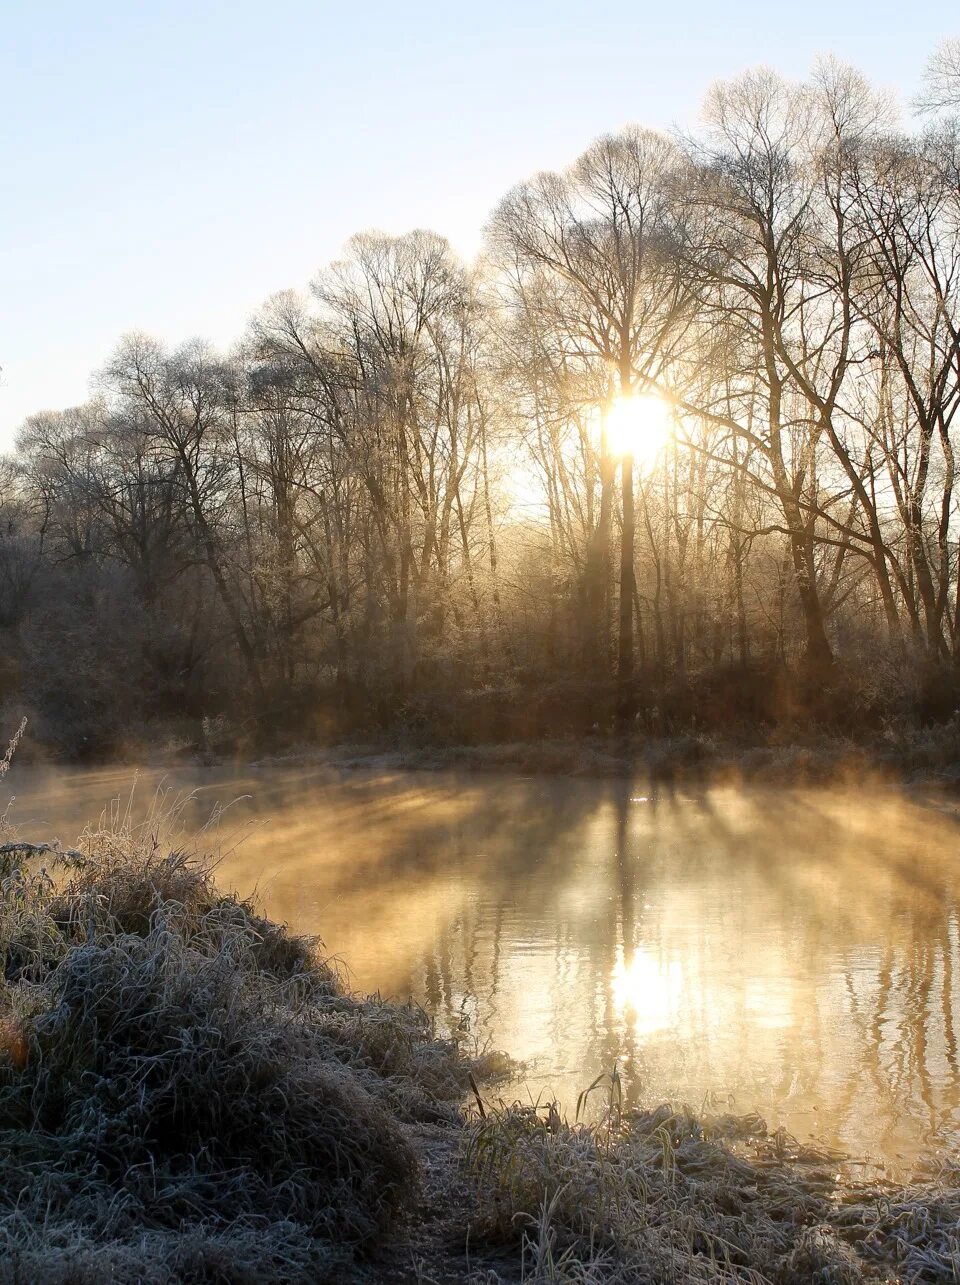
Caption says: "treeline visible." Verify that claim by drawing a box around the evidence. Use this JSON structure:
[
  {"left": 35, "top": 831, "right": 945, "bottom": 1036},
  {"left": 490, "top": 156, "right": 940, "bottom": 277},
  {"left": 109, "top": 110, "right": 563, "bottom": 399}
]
[{"left": 4, "top": 52, "right": 960, "bottom": 755}]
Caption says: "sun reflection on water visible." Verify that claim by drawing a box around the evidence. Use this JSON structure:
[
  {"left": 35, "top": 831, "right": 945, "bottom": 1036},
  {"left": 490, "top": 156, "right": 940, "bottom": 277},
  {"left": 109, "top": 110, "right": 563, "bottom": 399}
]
[
  {"left": 611, "top": 946, "right": 684, "bottom": 1036},
  {"left": 8, "top": 767, "right": 960, "bottom": 1169}
]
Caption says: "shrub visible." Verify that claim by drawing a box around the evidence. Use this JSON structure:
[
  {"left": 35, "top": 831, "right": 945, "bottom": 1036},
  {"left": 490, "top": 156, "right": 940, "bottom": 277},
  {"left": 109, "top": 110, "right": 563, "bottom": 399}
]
[{"left": 0, "top": 836, "right": 476, "bottom": 1282}]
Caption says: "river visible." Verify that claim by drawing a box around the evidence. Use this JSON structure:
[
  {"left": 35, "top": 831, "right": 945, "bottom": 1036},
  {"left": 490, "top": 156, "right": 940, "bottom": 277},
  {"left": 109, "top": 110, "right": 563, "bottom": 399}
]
[{"left": 8, "top": 761, "right": 960, "bottom": 1170}]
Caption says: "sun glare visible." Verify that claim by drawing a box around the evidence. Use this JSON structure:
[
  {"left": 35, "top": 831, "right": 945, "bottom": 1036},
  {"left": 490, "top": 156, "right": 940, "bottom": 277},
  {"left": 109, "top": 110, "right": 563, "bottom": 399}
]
[
  {"left": 611, "top": 946, "right": 684, "bottom": 1037},
  {"left": 605, "top": 392, "right": 673, "bottom": 467}
]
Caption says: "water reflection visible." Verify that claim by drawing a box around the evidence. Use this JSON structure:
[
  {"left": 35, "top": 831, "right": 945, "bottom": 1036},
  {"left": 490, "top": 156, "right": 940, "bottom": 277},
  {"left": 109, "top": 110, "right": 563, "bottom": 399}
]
[{"left": 9, "top": 763, "right": 960, "bottom": 1168}]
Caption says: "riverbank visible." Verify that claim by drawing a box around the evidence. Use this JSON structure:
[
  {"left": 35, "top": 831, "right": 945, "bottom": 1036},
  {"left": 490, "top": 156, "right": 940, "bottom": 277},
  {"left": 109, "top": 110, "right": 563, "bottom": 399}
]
[
  {"left": 12, "top": 698, "right": 960, "bottom": 794},
  {"left": 1, "top": 832, "right": 958, "bottom": 1282},
  {"left": 247, "top": 720, "right": 960, "bottom": 794}
]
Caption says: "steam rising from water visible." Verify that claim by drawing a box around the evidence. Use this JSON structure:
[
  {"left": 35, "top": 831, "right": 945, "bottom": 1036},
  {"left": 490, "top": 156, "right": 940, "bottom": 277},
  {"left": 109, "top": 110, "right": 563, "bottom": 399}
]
[{"left": 11, "top": 763, "right": 960, "bottom": 1169}]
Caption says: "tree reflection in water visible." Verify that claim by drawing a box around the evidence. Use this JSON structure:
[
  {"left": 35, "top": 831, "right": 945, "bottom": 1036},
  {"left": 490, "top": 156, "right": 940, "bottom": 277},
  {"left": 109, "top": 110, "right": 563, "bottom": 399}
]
[{"left": 12, "top": 762, "right": 960, "bottom": 1169}]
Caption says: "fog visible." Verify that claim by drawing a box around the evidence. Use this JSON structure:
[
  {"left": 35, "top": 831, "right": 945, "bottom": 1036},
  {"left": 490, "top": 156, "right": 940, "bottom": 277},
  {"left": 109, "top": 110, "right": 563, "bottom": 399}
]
[{"left": 11, "top": 762, "right": 960, "bottom": 1170}]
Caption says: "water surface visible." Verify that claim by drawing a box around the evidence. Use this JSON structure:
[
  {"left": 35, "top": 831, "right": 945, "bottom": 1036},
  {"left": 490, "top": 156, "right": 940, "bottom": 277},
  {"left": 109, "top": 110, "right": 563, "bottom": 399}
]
[{"left": 9, "top": 763, "right": 960, "bottom": 1169}]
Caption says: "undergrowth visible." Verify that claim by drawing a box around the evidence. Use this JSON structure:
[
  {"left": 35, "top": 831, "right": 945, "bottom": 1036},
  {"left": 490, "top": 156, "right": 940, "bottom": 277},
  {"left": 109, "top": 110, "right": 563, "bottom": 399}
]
[{"left": 0, "top": 788, "right": 478, "bottom": 1283}]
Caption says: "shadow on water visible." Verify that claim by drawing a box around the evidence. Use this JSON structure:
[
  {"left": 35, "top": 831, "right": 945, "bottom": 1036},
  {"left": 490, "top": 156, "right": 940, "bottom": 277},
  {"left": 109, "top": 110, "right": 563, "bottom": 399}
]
[{"left": 8, "top": 760, "right": 960, "bottom": 1169}]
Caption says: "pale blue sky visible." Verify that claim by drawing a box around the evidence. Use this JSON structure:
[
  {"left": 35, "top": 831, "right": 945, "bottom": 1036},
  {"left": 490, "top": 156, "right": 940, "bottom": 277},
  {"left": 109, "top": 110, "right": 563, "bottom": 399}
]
[{"left": 1, "top": 1, "right": 954, "bottom": 445}]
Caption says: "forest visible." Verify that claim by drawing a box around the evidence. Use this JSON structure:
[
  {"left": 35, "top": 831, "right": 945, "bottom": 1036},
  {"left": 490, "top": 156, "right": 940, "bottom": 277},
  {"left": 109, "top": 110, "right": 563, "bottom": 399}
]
[{"left": 5, "top": 53, "right": 960, "bottom": 757}]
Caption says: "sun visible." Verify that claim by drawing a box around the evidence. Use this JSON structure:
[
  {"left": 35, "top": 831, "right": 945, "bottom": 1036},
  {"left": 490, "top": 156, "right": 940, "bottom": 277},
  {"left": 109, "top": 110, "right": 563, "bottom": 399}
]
[{"left": 605, "top": 392, "right": 673, "bottom": 467}]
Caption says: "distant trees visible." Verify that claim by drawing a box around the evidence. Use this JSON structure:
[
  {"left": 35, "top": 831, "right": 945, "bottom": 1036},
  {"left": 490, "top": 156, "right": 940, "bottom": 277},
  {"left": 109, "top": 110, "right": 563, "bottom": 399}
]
[
  {"left": 5, "top": 52, "right": 960, "bottom": 753},
  {"left": 245, "top": 231, "right": 495, "bottom": 700}
]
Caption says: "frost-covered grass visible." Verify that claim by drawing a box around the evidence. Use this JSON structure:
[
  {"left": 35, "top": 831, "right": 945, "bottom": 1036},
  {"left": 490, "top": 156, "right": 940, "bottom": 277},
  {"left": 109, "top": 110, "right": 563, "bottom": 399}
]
[
  {"left": 461, "top": 1098, "right": 960, "bottom": 1283},
  {"left": 0, "top": 809, "right": 481, "bottom": 1283}
]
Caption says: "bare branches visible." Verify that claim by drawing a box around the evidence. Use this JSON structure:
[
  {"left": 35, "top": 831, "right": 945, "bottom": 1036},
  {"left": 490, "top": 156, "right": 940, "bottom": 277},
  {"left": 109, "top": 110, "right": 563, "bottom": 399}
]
[
  {"left": 915, "top": 38, "right": 960, "bottom": 116},
  {"left": 5, "top": 51, "right": 960, "bottom": 736}
]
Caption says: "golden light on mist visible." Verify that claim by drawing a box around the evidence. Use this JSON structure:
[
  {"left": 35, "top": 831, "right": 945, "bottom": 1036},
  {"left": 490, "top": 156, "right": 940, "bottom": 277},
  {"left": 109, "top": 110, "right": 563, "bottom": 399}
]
[{"left": 605, "top": 391, "right": 673, "bottom": 466}]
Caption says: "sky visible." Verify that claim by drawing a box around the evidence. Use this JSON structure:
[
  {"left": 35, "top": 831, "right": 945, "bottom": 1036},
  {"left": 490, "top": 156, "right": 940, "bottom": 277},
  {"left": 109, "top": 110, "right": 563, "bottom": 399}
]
[{"left": 1, "top": 0, "right": 955, "bottom": 447}]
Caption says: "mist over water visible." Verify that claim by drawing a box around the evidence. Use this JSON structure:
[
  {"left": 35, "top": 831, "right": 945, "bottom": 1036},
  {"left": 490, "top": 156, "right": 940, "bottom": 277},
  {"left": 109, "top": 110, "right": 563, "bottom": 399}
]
[{"left": 11, "top": 763, "right": 960, "bottom": 1170}]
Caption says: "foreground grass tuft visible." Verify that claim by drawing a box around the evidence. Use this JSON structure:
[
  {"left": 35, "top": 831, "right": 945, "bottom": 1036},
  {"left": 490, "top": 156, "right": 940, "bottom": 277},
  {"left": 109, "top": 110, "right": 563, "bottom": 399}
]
[
  {"left": 461, "top": 1102, "right": 960, "bottom": 1283},
  {"left": 0, "top": 832, "right": 476, "bottom": 1282}
]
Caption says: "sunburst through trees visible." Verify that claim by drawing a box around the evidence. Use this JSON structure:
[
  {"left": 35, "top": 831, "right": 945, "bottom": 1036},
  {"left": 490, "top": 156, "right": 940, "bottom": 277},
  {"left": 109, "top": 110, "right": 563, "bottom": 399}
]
[{"left": 5, "top": 51, "right": 960, "bottom": 752}]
